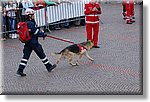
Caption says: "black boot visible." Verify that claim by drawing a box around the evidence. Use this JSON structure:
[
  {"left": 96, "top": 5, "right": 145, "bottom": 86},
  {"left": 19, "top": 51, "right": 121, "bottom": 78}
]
[
  {"left": 93, "top": 46, "right": 100, "bottom": 48},
  {"left": 126, "top": 21, "right": 132, "bottom": 24},
  {"left": 17, "top": 69, "right": 26, "bottom": 76},
  {"left": 46, "top": 64, "right": 57, "bottom": 72}
]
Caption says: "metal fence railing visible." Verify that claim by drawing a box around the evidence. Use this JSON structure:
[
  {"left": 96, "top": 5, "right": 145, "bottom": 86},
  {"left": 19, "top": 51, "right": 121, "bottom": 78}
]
[
  {"left": 1, "top": 1, "right": 87, "bottom": 35},
  {"left": 35, "top": 1, "right": 86, "bottom": 27}
]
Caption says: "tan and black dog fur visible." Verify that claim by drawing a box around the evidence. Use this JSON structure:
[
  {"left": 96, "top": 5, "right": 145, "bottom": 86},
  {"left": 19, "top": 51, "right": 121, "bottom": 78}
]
[{"left": 53, "top": 40, "right": 94, "bottom": 66}]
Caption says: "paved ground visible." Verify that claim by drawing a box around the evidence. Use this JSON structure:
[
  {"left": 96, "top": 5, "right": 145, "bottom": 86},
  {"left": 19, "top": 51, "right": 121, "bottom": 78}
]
[{"left": 2, "top": 4, "right": 143, "bottom": 95}]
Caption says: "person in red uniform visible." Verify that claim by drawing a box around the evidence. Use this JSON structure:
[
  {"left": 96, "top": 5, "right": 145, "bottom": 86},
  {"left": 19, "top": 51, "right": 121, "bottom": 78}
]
[
  {"left": 84, "top": 0, "right": 102, "bottom": 48},
  {"left": 125, "top": 0, "right": 135, "bottom": 24}
]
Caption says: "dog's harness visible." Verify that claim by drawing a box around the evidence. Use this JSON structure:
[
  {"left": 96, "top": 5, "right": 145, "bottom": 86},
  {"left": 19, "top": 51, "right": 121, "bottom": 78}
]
[{"left": 77, "top": 44, "right": 88, "bottom": 52}]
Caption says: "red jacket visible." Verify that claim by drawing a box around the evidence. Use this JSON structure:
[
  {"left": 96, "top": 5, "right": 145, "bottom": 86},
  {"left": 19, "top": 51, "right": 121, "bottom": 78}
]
[
  {"left": 84, "top": 2, "right": 102, "bottom": 24},
  {"left": 37, "top": 0, "right": 46, "bottom": 9}
]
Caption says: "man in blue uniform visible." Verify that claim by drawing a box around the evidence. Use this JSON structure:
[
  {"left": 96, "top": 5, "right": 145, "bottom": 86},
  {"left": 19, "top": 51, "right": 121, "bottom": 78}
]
[{"left": 17, "top": 8, "right": 56, "bottom": 76}]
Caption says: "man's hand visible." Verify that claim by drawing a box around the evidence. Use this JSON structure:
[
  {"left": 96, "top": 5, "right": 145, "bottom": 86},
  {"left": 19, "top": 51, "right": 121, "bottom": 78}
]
[
  {"left": 43, "top": 34, "right": 47, "bottom": 40},
  {"left": 92, "top": 7, "right": 99, "bottom": 12}
]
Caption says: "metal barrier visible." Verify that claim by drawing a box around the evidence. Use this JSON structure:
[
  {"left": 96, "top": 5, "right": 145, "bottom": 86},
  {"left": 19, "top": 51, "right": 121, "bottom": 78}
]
[
  {"left": 35, "top": 1, "right": 86, "bottom": 27},
  {"left": 34, "top": 8, "right": 46, "bottom": 27},
  {"left": 1, "top": 1, "right": 87, "bottom": 34}
]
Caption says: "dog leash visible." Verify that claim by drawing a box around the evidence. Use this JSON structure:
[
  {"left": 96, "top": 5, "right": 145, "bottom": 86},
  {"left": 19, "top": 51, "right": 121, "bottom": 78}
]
[
  {"left": 46, "top": 35, "right": 88, "bottom": 50},
  {"left": 46, "top": 35, "right": 75, "bottom": 44}
]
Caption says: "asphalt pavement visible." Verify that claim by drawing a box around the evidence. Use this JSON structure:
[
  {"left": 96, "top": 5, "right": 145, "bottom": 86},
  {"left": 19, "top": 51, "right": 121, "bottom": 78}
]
[{"left": 2, "top": 4, "right": 143, "bottom": 95}]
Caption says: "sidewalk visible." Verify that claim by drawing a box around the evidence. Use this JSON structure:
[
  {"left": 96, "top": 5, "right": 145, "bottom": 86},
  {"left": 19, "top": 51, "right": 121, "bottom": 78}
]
[{"left": 2, "top": 4, "right": 142, "bottom": 95}]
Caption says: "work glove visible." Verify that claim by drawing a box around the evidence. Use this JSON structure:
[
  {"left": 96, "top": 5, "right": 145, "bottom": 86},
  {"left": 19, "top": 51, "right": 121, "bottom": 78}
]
[{"left": 43, "top": 34, "right": 47, "bottom": 40}]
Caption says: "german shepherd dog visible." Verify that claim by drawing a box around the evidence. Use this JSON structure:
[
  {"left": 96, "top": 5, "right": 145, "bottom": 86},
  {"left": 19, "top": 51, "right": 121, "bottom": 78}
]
[{"left": 53, "top": 40, "right": 94, "bottom": 66}]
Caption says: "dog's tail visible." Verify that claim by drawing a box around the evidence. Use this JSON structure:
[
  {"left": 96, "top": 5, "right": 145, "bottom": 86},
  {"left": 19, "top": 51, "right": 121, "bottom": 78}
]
[
  {"left": 51, "top": 52, "right": 62, "bottom": 65},
  {"left": 51, "top": 52, "right": 62, "bottom": 57},
  {"left": 54, "top": 52, "right": 61, "bottom": 55},
  {"left": 51, "top": 49, "right": 65, "bottom": 57}
]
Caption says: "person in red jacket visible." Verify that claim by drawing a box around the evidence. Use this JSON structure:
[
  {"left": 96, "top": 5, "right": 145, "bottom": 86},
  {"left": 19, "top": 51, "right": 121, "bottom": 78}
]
[
  {"left": 125, "top": 0, "right": 135, "bottom": 24},
  {"left": 84, "top": 0, "right": 102, "bottom": 48},
  {"left": 32, "top": 0, "right": 46, "bottom": 10}
]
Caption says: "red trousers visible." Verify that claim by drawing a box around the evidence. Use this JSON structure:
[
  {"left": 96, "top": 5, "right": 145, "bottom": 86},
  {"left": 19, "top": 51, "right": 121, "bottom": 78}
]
[
  {"left": 130, "top": 3, "right": 134, "bottom": 17},
  {"left": 86, "top": 23, "right": 99, "bottom": 46},
  {"left": 126, "top": 2, "right": 134, "bottom": 21},
  {"left": 126, "top": 3, "right": 131, "bottom": 21}
]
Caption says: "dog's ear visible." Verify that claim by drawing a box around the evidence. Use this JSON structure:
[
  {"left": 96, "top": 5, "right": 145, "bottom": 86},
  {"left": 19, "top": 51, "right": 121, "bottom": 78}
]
[
  {"left": 88, "top": 40, "right": 94, "bottom": 43},
  {"left": 91, "top": 40, "right": 94, "bottom": 43}
]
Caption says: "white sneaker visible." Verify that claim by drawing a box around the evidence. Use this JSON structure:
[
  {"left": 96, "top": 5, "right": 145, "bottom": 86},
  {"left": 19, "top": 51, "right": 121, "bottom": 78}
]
[
  {"left": 11, "top": 34, "right": 13, "bottom": 39},
  {"left": 9, "top": 34, "right": 12, "bottom": 39},
  {"left": 12, "top": 34, "right": 15, "bottom": 39},
  {"left": 14, "top": 33, "right": 17, "bottom": 38}
]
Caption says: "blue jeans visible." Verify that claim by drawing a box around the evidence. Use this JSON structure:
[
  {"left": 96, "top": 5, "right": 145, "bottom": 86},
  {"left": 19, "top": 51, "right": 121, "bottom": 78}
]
[{"left": 8, "top": 17, "right": 16, "bottom": 33}]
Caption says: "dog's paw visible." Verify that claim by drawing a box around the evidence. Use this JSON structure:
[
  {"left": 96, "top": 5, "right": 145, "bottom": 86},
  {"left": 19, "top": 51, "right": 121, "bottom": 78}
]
[
  {"left": 90, "top": 59, "right": 94, "bottom": 61},
  {"left": 76, "top": 63, "right": 79, "bottom": 66},
  {"left": 70, "top": 63, "right": 77, "bottom": 66}
]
